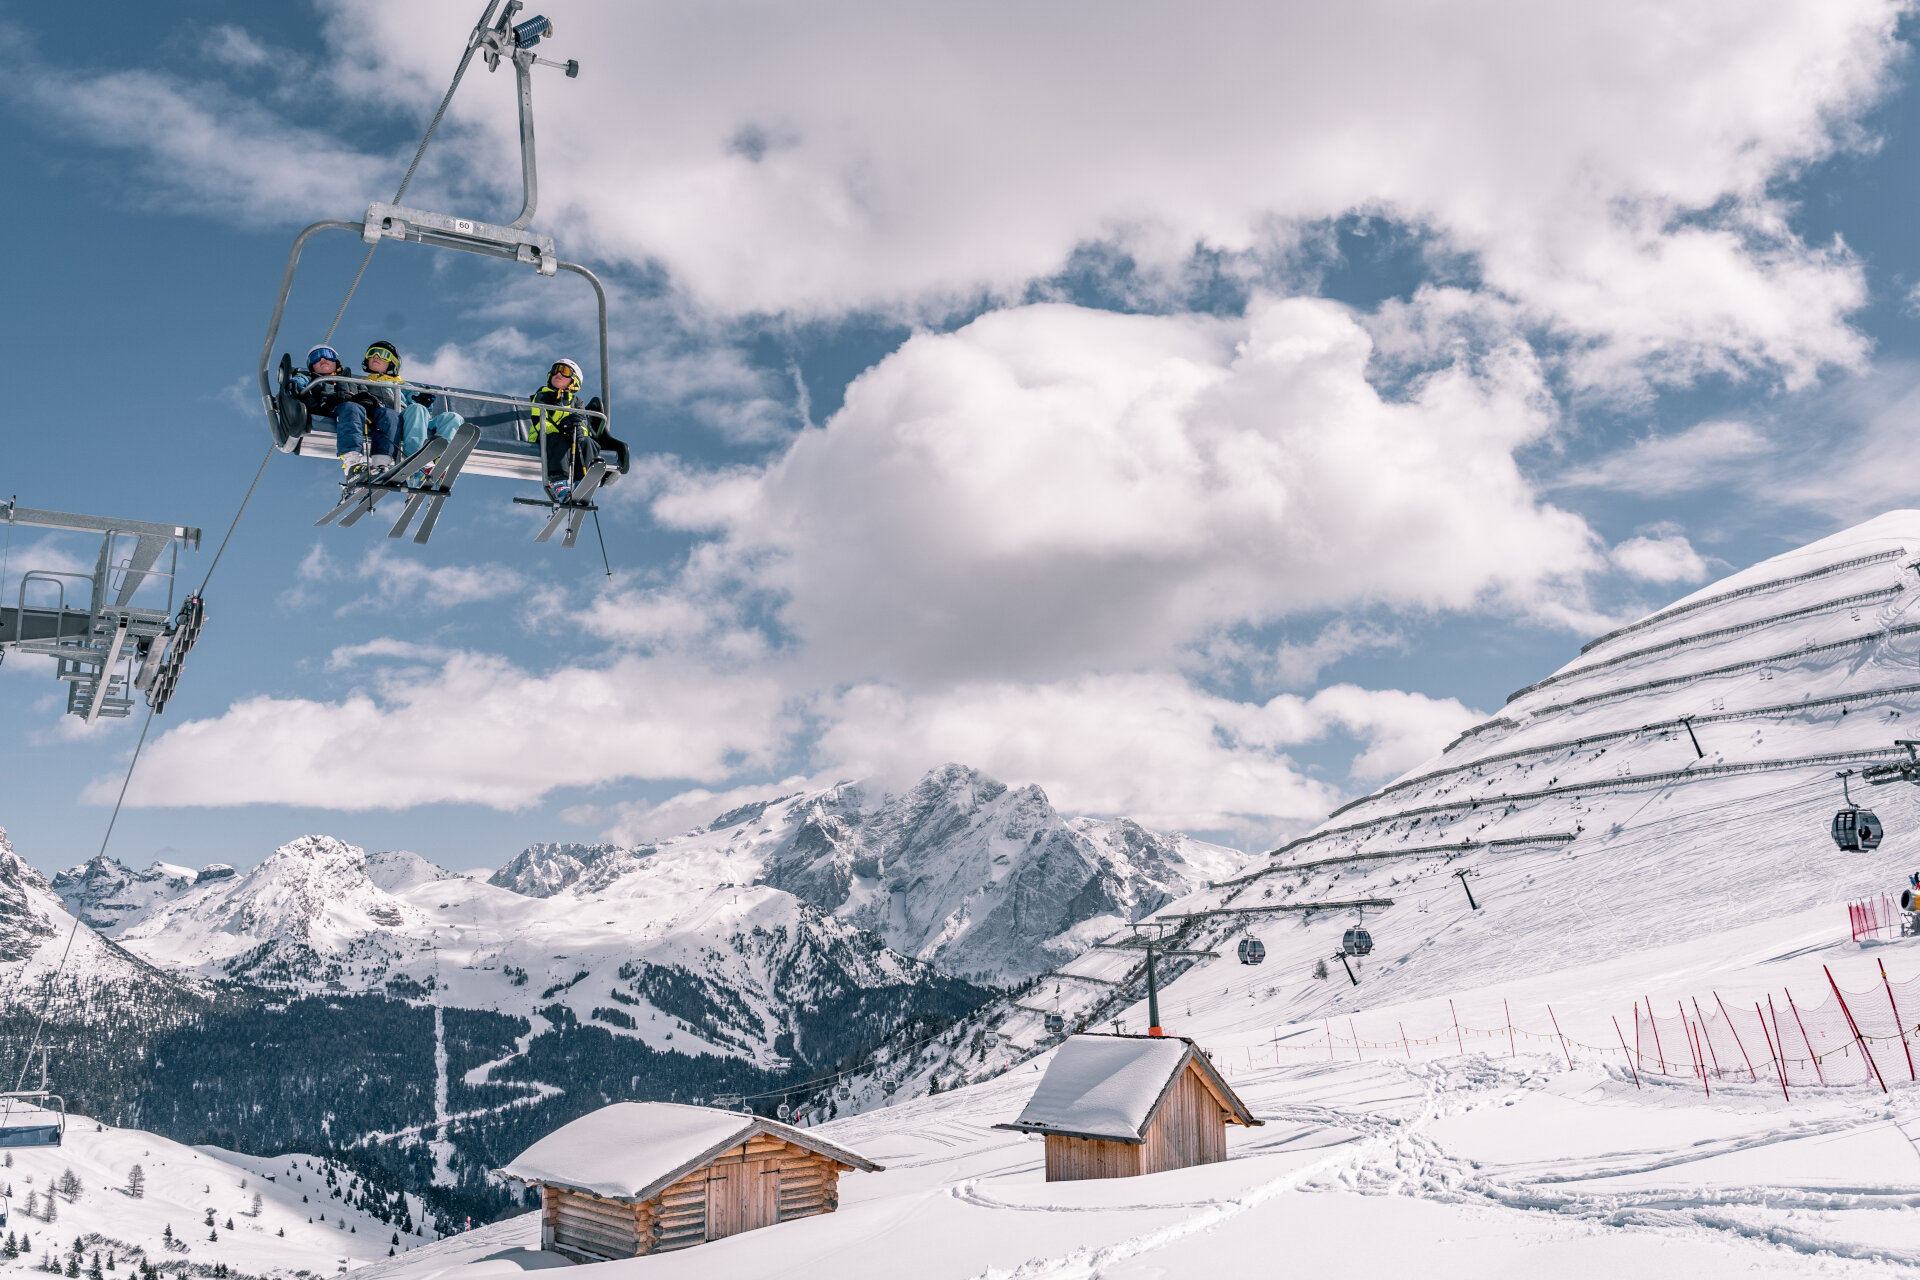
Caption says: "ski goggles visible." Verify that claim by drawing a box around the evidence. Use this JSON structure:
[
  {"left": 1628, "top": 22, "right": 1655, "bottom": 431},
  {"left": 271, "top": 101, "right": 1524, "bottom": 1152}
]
[
  {"left": 307, "top": 347, "right": 342, "bottom": 367},
  {"left": 365, "top": 346, "right": 399, "bottom": 364},
  {"left": 548, "top": 365, "right": 576, "bottom": 380}
]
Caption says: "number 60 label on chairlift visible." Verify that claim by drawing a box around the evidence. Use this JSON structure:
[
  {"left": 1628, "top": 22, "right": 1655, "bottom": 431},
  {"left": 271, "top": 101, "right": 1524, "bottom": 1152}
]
[{"left": 454, "top": 219, "right": 474, "bottom": 234}]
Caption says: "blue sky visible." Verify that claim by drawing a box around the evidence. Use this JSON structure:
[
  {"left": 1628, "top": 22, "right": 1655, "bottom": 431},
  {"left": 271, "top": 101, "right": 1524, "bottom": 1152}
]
[{"left": 7, "top": 0, "right": 1920, "bottom": 875}]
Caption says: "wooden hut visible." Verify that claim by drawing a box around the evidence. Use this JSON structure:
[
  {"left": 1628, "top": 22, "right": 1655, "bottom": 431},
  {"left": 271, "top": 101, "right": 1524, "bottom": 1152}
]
[
  {"left": 498, "top": 1102, "right": 883, "bottom": 1260},
  {"left": 995, "top": 1034, "right": 1260, "bottom": 1181}
]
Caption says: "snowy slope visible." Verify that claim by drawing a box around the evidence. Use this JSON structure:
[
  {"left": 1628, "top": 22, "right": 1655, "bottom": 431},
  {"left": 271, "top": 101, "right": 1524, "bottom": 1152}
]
[
  {"left": 79, "top": 835, "right": 963, "bottom": 1072},
  {"left": 486, "top": 765, "right": 1244, "bottom": 983},
  {"left": 0, "top": 1113, "right": 446, "bottom": 1279},
  {"left": 356, "top": 514, "right": 1920, "bottom": 1277}
]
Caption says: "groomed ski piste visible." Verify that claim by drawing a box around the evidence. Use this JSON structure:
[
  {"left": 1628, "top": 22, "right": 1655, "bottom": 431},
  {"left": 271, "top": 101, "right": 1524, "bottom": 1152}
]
[{"left": 358, "top": 512, "right": 1920, "bottom": 1277}]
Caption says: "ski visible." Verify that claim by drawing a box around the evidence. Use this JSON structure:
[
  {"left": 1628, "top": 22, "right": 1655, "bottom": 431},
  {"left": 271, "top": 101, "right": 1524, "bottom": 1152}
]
[
  {"left": 561, "top": 464, "right": 609, "bottom": 548},
  {"left": 385, "top": 434, "right": 458, "bottom": 540},
  {"left": 535, "top": 462, "right": 606, "bottom": 544},
  {"left": 316, "top": 436, "right": 448, "bottom": 529},
  {"left": 411, "top": 423, "right": 483, "bottom": 545}
]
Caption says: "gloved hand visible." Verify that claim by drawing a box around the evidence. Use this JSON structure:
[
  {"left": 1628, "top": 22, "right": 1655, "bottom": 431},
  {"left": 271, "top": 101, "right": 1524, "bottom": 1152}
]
[{"left": 414, "top": 392, "right": 436, "bottom": 409}]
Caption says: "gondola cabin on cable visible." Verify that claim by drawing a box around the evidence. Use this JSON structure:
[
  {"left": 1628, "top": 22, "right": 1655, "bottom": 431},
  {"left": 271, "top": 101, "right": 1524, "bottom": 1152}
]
[
  {"left": 1235, "top": 937, "right": 1266, "bottom": 965},
  {"left": 1341, "top": 927, "right": 1374, "bottom": 957},
  {"left": 1832, "top": 807, "right": 1885, "bottom": 851},
  {"left": 994, "top": 1034, "right": 1260, "bottom": 1182},
  {"left": 499, "top": 1102, "right": 882, "bottom": 1261},
  {"left": 259, "top": 2, "right": 629, "bottom": 550}
]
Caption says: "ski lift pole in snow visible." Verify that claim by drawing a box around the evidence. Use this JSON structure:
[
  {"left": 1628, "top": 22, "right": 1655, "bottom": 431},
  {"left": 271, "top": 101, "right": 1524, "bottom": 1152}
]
[
  {"left": 1679, "top": 715, "right": 1705, "bottom": 758},
  {"left": 1453, "top": 869, "right": 1480, "bottom": 910}
]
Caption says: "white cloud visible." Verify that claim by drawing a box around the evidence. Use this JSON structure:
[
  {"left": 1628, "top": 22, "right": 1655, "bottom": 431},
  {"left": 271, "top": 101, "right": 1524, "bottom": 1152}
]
[
  {"left": 1611, "top": 534, "right": 1711, "bottom": 585},
  {"left": 318, "top": 0, "right": 1894, "bottom": 388},
  {"left": 1554, "top": 420, "right": 1773, "bottom": 494},
  {"left": 653, "top": 296, "right": 1605, "bottom": 684},
  {"left": 105, "top": 649, "right": 792, "bottom": 811},
  {"left": 812, "top": 673, "right": 1479, "bottom": 839}
]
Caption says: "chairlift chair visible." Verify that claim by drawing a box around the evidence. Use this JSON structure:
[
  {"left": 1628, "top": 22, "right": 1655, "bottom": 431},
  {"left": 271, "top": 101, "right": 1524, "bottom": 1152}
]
[
  {"left": 1341, "top": 928, "right": 1373, "bottom": 957},
  {"left": 1236, "top": 937, "right": 1266, "bottom": 965},
  {"left": 258, "top": 1, "right": 627, "bottom": 548},
  {"left": 0, "top": 1094, "right": 65, "bottom": 1149}
]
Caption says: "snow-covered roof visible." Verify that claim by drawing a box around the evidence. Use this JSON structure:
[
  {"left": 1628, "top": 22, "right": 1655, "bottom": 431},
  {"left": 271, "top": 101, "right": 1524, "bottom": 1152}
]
[
  {"left": 997, "top": 1035, "right": 1259, "bottom": 1143},
  {"left": 497, "top": 1102, "right": 881, "bottom": 1203}
]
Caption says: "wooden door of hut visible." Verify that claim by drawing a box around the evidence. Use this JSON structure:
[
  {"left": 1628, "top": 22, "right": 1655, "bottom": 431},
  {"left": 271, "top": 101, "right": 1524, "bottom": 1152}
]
[{"left": 705, "top": 1158, "right": 780, "bottom": 1240}]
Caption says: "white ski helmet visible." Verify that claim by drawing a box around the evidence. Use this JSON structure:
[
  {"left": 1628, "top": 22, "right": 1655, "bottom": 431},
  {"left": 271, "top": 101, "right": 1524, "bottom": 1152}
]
[{"left": 548, "top": 358, "right": 584, "bottom": 387}]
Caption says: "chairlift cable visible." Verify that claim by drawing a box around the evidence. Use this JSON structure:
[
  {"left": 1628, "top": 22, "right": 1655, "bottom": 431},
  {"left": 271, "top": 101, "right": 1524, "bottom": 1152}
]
[
  {"left": 323, "top": 7, "right": 493, "bottom": 345},
  {"left": 198, "top": 444, "right": 277, "bottom": 595},
  {"left": 10, "top": 701, "right": 158, "bottom": 1094}
]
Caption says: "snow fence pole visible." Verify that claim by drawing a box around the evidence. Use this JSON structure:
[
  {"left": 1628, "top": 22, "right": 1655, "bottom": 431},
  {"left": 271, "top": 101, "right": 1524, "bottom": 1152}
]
[
  {"left": 1785, "top": 988, "right": 1825, "bottom": 1086},
  {"left": 1712, "top": 991, "right": 1757, "bottom": 1081},
  {"left": 1326, "top": 1019, "right": 1334, "bottom": 1062},
  {"left": 1680, "top": 1009, "right": 1709, "bottom": 1097},
  {"left": 1756, "top": 1001, "right": 1788, "bottom": 1101},
  {"left": 1766, "top": 996, "right": 1793, "bottom": 1097},
  {"left": 1880, "top": 958, "right": 1916, "bottom": 1081},
  {"left": 1547, "top": 1004, "right": 1572, "bottom": 1070},
  {"left": 1611, "top": 1016, "right": 1640, "bottom": 1089},
  {"left": 1350, "top": 1019, "right": 1363, "bottom": 1062},
  {"left": 1644, "top": 998, "right": 1669, "bottom": 1074},
  {"left": 1691, "top": 997, "right": 1724, "bottom": 1080},
  {"left": 1505, "top": 999, "right": 1515, "bottom": 1058},
  {"left": 1824, "top": 965, "right": 1887, "bottom": 1093},
  {"left": 1398, "top": 1020, "right": 1411, "bottom": 1060},
  {"left": 1450, "top": 1000, "right": 1464, "bottom": 1057}
]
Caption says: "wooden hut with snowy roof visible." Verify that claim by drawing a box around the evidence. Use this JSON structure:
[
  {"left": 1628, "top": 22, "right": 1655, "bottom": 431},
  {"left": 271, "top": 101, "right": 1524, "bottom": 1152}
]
[
  {"left": 995, "top": 1034, "right": 1260, "bottom": 1181},
  {"left": 498, "top": 1101, "right": 883, "bottom": 1260}
]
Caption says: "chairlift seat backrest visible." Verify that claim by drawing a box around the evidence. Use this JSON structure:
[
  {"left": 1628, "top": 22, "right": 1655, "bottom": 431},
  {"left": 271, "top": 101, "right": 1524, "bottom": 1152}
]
[{"left": 0, "top": 1094, "right": 64, "bottom": 1149}]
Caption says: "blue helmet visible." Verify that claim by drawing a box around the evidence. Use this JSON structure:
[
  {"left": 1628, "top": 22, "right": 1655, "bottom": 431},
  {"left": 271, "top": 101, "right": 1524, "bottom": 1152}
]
[{"left": 306, "top": 345, "right": 342, "bottom": 369}]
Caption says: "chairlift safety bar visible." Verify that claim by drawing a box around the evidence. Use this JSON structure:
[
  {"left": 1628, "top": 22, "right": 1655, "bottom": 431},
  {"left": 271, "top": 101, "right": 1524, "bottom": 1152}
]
[{"left": 299, "top": 376, "right": 608, "bottom": 425}]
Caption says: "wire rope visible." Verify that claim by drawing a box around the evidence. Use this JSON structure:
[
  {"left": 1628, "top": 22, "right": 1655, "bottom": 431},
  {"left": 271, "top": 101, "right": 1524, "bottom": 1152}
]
[{"left": 324, "top": 15, "right": 489, "bottom": 345}]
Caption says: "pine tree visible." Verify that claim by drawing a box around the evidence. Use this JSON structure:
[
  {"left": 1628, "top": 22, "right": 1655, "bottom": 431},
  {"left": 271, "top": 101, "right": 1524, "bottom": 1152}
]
[
  {"left": 125, "top": 1166, "right": 143, "bottom": 1200},
  {"left": 250, "top": 1193, "right": 261, "bottom": 1217},
  {"left": 55, "top": 1171, "right": 79, "bottom": 1203},
  {"left": 87, "top": 1252, "right": 101, "bottom": 1280},
  {"left": 202, "top": 1210, "right": 214, "bottom": 1229},
  {"left": 161, "top": 1227, "right": 171, "bottom": 1245},
  {"left": 22, "top": 1191, "right": 34, "bottom": 1219},
  {"left": 43, "top": 1193, "right": 54, "bottom": 1224},
  {"left": 207, "top": 1230, "right": 216, "bottom": 1244},
  {"left": 223, "top": 1220, "right": 232, "bottom": 1232},
  {"left": 276, "top": 1229, "right": 284, "bottom": 1238},
  {"left": 63, "top": 1257, "right": 77, "bottom": 1279}
]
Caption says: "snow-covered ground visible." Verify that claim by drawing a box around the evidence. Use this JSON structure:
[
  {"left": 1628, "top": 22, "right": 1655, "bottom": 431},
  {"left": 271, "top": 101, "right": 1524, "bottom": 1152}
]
[{"left": 0, "top": 1115, "right": 444, "bottom": 1278}]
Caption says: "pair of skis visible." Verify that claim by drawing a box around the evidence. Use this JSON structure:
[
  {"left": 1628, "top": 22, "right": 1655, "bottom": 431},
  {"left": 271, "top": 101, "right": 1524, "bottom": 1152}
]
[
  {"left": 315, "top": 424, "right": 481, "bottom": 545},
  {"left": 512, "top": 461, "right": 607, "bottom": 549}
]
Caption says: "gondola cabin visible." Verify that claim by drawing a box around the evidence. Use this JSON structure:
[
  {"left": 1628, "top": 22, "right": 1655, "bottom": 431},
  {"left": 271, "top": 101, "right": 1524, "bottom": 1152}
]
[
  {"left": 499, "top": 1102, "right": 882, "bottom": 1261},
  {"left": 1341, "top": 927, "right": 1374, "bottom": 957},
  {"left": 1832, "top": 807, "right": 1884, "bottom": 851},
  {"left": 1236, "top": 938, "right": 1266, "bottom": 965},
  {"left": 995, "top": 1034, "right": 1260, "bottom": 1181}
]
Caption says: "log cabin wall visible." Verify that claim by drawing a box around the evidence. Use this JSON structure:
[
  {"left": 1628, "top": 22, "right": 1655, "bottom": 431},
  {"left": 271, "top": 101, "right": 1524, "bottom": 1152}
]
[
  {"left": 545, "top": 1186, "right": 642, "bottom": 1262},
  {"left": 1139, "top": 1063, "right": 1228, "bottom": 1174},
  {"left": 1044, "top": 1134, "right": 1147, "bottom": 1181},
  {"left": 540, "top": 1134, "right": 849, "bottom": 1260}
]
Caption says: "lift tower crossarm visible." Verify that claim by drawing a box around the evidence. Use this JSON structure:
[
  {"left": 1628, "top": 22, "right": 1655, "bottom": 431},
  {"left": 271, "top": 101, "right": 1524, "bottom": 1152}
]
[{"left": 3, "top": 503, "right": 200, "bottom": 548}]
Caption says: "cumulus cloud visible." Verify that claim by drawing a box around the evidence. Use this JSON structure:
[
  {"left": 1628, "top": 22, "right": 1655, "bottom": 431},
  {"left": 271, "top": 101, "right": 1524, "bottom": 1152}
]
[
  {"left": 318, "top": 0, "right": 1894, "bottom": 388},
  {"left": 652, "top": 297, "right": 1605, "bottom": 684},
  {"left": 811, "top": 674, "right": 1480, "bottom": 839},
  {"left": 1611, "top": 534, "right": 1711, "bottom": 585},
  {"left": 104, "top": 650, "right": 792, "bottom": 811}
]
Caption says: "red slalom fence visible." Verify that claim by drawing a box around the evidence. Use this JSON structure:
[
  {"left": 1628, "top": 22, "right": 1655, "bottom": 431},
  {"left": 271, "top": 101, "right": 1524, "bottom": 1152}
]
[
  {"left": 1849, "top": 894, "right": 1910, "bottom": 943},
  {"left": 1262, "top": 961, "right": 1920, "bottom": 1091}
]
